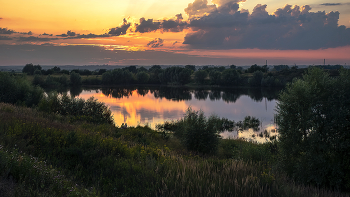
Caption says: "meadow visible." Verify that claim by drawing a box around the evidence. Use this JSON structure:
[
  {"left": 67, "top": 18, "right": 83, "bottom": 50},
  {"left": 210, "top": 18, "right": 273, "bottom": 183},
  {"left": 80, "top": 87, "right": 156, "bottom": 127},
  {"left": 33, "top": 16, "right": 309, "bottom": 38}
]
[{"left": 0, "top": 102, "right": 348, "bottom": 197}]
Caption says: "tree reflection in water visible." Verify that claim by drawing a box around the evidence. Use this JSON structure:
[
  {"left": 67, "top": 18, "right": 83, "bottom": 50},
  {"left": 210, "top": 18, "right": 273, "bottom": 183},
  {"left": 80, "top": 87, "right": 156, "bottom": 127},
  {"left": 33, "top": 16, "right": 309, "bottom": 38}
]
[
  {"left": 73, "top": 86, "right": 281, "bottom": 140},
  {"left": 79, "top": 86, "right": 281, "bottom": 103}
]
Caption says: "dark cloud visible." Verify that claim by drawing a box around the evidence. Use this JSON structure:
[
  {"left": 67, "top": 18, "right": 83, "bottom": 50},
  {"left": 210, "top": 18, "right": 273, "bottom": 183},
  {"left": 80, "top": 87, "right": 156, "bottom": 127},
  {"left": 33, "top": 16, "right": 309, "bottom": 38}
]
[
  {"left": 0, "top": 36, "right": 12, "bottom": 40},
  {"left": 57, "top": 30, "right": 76, "bottom": 37},
  {"left": 135, "top": 15, "right": 188, "bottom": 33},
  {"left": 320, "top": 3, "right": 342, "bottom": 6},
  {"left": 109, "top": 18, "right": 131, "bottom": 35},
  {"left": 0, "top": 28, "right": 16, "bottom": 34},
  {"left": 135, "top": 18, "right": 161, "bottom": 33},
  {"left": 41, "top": 33, "right": 53, "bottom": 36},
  {"left": 147, "top": 38, "right": 164, "bottom": 48},
  {"left": 19, "top": 31, "right": 33, "bottom": 35},
  {"left": 0, "top": 18, "right": 3, "bottom": 20},
  {"left": 74, "top": 33, "right": 110, "bottom": 38},
  {"left": 19, "top": 36, "right": 58, "bottom": 42},
  {"left": 185, "top": 0, "right": 217, "bottom": 18},
  {"left": 56, "top": 31, "right": 110, "bottom": 39},
  {"left": 183, "top": 3, "right": 350, "bottom": 50},
  {"left": 162, "top": 19, "right": 188, "bottom": 32}
]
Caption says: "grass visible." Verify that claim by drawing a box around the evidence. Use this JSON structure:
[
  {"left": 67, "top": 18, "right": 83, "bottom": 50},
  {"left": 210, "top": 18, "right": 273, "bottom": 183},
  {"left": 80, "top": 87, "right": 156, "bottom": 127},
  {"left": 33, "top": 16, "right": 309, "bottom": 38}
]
[{"left": 0, "top": 102, "right": 349, "bottom": 197}]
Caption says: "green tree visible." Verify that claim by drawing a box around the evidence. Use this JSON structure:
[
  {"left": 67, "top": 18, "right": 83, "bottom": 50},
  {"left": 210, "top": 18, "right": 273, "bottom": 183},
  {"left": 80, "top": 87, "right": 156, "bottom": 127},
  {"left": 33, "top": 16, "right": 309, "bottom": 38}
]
[
  {"left": 194, "top": 70, "right": 208, "bottom": 84},
  {"left": 185, "top": 65, "right": 196, "bottom": 72},
  {"left": 70, "top": 71, "right": 82, "bottom": 86},
  {"left": 221, "top": 69, "right": 240, "bottom": 86},
  {"left": 276, "top": 67, "right": 350, "bottom": 190},
  {"left": 249, "top": 71, "right": 263, "bottom": 86},
  {"left": 136, "top": 71, "right": 150, "bottom": 84},
  {"left": 22, "top": 63, "right": 35, "bottom": 75},
  {"left": 101, "top": 71, "right": 113, "bottom": 84},
  {"left": 209, "top": 70, "right": 221, "bottom": 85}
]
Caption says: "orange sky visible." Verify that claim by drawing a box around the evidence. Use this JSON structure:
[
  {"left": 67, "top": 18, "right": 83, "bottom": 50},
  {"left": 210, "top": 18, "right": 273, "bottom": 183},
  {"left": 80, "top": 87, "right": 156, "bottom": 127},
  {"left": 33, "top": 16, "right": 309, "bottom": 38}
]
[{"left": 1, "top": 0, "right": 350, "bottom": 66}]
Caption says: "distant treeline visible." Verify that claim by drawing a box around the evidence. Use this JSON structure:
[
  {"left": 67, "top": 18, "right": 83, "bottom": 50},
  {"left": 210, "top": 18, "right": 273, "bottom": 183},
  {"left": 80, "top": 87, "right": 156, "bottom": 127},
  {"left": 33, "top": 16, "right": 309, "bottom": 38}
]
[{"left": 22, "top": 63, "right": 343, "bottom": 88}]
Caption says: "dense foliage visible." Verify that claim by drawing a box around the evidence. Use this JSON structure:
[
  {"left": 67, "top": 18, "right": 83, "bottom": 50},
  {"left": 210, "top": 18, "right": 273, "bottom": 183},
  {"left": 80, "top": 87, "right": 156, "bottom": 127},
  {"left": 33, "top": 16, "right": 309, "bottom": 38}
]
[
  {"left": 69, "top": 71, "right": 82, "bottom": 86},
  {"left": 0, "top": 72, "right": 43, "bottom": 107},
  {"left": 38, "top": 93, "right": 114, "bottom": 125},
  {"left": 277, "top": 67, "right": 350, "bottom": 190}
]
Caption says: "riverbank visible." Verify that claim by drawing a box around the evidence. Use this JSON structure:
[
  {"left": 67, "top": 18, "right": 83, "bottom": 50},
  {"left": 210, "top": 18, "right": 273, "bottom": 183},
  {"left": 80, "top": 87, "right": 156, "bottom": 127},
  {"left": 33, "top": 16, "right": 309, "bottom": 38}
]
[{"left": 0, "top": 102, "right": 348, "bottom": 197}]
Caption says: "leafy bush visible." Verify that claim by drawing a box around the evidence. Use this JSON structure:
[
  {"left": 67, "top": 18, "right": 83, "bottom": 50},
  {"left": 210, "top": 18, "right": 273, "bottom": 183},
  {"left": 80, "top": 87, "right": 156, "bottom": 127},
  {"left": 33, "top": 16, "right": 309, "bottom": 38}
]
[
  {"left": 38, "top": 93, "right": 114, "bottom": 125},
  {"left": 277, "top": 67, "right": 350, "bottom": 191},
  {"left": 157, "top": 108, "right": 221, "bottom": 154},
  {"left": 0, "top": 72, "right": 43, "bottom": 107}
]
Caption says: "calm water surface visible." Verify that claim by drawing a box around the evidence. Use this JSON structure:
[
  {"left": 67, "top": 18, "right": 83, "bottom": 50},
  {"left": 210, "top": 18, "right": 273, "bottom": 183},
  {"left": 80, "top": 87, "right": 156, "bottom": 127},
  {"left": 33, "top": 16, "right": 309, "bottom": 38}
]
[{"left": 73, "top": 86, "right": 281, "bottom": 141}]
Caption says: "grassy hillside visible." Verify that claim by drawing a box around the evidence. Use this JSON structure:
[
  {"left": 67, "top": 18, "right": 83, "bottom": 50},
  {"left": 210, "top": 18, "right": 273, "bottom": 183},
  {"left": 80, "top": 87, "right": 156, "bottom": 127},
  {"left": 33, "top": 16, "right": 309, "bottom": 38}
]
[{"left": 0, "top": 103, "right": 348, "bottom": 197}]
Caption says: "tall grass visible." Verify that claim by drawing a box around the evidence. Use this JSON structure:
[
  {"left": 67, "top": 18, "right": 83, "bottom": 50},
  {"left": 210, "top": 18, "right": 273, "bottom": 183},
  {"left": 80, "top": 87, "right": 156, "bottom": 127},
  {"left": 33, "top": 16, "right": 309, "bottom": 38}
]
[{"left": 0, "top": 103, "right": 348, "bottom": 197}]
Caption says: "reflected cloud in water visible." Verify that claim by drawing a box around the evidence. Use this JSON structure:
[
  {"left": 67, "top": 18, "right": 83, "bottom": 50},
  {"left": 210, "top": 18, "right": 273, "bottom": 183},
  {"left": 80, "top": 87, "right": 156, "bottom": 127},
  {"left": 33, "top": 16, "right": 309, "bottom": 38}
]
[{"left": 75, "top": 86, "right": 281, "bottom": 139}]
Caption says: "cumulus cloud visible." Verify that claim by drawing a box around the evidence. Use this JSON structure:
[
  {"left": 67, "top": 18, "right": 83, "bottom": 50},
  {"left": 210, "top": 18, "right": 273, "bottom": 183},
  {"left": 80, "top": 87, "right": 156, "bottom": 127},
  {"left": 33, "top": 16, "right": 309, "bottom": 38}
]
[
  {"left": 147, "top": 38, "right": 164, "bottom": 48},
  {"left": 185, "top": 0, "right": 217, "bottom": 18},
  {"left": 0, "top": 28, "right": 16, "bottom": 34},
  {"left": 109, "top": 18, "right": 131, "bottom": 35},
  {"left": 183, "top": 4, "right": 350, "bottom": 50}
]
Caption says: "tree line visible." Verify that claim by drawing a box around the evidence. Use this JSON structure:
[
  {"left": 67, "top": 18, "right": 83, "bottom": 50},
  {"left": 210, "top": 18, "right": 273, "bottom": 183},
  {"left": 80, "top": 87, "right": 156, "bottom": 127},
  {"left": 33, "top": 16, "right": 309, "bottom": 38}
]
[{"left": 23, "top": 63, "right": 324, "bottom": 88}]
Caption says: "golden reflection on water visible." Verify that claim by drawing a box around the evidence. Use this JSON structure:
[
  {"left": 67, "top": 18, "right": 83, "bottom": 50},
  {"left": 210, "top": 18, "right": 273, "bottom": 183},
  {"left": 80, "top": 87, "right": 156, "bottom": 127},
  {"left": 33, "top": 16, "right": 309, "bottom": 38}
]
[
  {"left": 77, "top": 90, "right": 189, "bottom": 127},
  {"left": 76, "top": 88, "right": 279, "bottom": 142}
]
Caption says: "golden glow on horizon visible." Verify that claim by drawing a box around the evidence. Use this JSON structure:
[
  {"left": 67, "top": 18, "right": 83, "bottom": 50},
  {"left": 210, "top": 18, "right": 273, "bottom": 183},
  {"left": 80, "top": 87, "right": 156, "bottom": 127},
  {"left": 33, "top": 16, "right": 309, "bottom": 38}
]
[{"left": 0, "top": 0, "right": 192, "bottom": 34}]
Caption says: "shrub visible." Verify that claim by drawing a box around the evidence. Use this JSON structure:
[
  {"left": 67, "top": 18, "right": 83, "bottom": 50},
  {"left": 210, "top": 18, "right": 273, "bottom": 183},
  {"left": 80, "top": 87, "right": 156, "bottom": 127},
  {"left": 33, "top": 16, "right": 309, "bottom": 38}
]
[
  {"left": 277, "top": 67, "right": 350, "bottom": 191},
  {"left": 38, "top": 93, "right": 114, "bottom": 125},
  {"left": 157, "top": 108, "right": 221, "bottom": 154},
  {"left": 0, "top": 72, "right": 43, "bottom": 107}
]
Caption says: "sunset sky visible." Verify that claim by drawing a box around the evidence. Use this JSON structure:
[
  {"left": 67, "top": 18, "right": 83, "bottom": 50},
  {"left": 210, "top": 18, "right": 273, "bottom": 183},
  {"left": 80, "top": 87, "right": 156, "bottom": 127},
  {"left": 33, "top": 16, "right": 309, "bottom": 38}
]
[{"left": 1, "top": 0, "right": 350, "bottom": 66}]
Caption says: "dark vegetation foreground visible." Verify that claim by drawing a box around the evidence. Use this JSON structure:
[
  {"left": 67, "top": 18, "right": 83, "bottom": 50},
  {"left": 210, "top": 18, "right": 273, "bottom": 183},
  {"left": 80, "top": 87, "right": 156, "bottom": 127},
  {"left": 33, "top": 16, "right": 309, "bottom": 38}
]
[{"left": 0, "top": 67, "right": 349, "bottom": 196}]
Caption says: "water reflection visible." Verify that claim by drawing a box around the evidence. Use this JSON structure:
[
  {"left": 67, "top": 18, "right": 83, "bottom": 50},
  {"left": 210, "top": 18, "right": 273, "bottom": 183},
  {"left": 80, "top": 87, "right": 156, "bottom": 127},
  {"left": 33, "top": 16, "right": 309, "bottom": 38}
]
[{"left": 74, "top": 86, "right": 281, "bottom": 140}]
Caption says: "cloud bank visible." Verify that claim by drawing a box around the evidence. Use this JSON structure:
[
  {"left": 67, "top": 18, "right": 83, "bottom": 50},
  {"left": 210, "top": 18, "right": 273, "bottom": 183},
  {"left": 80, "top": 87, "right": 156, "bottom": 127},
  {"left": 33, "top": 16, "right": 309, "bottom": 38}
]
[
  {"left": 2, "top": 0, "right": 350, "bottom": 52},
  {"left": 183, "top": 2, "right": 350, "bottom": 50},
  {"left": 0, "top": 28, "right": 16, "bottom": 34}
]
